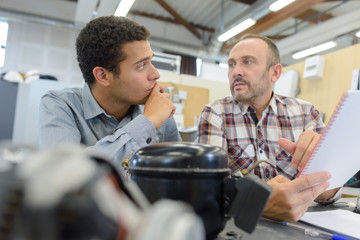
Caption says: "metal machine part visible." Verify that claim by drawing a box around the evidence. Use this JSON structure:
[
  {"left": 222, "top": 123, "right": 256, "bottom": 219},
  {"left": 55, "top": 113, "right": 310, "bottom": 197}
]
[{"left": 129, "top": 142, "right": 272, "bottom": 239}]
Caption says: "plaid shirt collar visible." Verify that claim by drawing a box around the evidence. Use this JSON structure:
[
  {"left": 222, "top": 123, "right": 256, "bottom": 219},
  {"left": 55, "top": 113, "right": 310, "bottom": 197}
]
[{"left": 231, "top": 92, "right": 285, "bottom": 116}]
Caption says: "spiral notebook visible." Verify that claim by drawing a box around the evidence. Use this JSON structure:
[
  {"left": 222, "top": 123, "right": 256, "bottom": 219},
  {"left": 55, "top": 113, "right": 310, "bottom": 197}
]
[{"left": 298, "top": 90, "right": 360, "bottom": 189}]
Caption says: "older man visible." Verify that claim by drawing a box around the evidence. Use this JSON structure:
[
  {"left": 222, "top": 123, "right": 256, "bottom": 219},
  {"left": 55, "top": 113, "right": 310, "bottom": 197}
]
[{"left": 196, "top": 34, "right": 340, "bottom": 221}]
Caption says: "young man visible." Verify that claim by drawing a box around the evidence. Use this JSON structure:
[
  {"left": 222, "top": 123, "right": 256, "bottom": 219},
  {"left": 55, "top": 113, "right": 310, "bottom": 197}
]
[
  {"left": 39, "top": 16, "right": 181, "bottom": 177},
  {"left": 196, "top": 34, "right": 340, "bottom": 222}
]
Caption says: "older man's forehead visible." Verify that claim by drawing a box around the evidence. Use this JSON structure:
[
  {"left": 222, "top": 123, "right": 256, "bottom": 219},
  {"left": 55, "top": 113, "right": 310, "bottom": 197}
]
[{"left": 229, "top": 39, "right": 268, "bottom": 58}]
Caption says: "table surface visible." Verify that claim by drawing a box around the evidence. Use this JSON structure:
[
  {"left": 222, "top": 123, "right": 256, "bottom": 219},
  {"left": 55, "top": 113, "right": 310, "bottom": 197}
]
[{"left": 216, "top": 187, "right": 359, "bottom": 240}]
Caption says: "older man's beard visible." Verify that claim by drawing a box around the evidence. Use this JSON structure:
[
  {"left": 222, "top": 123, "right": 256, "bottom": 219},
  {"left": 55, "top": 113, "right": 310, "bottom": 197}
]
[
  {"left": 231, "top": 75, "right": 270, "bottom": 103},
  {"left": 231, "top": 77, "right": 252, "bottom": 101}
]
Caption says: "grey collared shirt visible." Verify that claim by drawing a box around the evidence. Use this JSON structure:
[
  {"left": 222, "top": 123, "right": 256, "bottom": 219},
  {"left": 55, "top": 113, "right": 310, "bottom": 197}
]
[{"left": 39, "top": 83, "right": 181, "bottom": 176}]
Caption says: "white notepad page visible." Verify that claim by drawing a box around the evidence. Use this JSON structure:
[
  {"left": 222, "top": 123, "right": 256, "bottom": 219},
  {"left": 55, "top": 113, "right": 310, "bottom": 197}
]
[
  {"left": 298, "top": 91, "right": 360, "bottom": 190},
  {"left": 301, "top": 209, "right": 360, "bottom": 239}
]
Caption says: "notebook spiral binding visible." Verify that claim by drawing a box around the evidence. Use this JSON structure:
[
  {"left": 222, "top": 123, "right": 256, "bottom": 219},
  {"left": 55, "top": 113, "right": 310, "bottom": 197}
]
[{"left": 298, "top": 92, "right": 349, "bottom": 177}]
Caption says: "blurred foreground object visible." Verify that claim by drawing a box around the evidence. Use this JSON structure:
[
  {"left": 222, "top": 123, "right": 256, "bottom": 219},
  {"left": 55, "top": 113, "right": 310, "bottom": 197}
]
[{"left": 0, "top": 143, "right": 204, "bottom": 240}]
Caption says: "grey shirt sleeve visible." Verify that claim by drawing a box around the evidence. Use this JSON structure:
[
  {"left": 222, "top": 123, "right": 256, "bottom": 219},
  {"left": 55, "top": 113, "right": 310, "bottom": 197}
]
[
  {"left": 89, "top": 114, "right": 158, "bottom": 168},
  {"left": 39, "top": 94, "right": 82, "bottom": 146}
]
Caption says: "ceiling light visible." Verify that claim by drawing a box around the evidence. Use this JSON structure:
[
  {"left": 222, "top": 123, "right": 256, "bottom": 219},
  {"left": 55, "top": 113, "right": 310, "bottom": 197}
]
[
  {"left": 218, "top": 18, "right": 256, "bottom": 42},
  {"left": 269, "top": 0, "right": 296, "bottom": 12},
  {"left": 292, "top": 41, "right": 337, "bottom": 59},
  {"left": 114, "top": 0, "right": 135, "bottom": 17},
  {"left": 356, "top": 31, "right": 360, "bottom": 38}
]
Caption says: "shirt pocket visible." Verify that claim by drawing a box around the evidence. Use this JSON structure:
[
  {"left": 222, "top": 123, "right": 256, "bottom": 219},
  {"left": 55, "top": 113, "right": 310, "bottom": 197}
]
[
  {"left": 228, "top": 144, "right": 255, "bottom": 168},
  {"left": 274, "top": 147, "right": 297, "bottom": 179}
]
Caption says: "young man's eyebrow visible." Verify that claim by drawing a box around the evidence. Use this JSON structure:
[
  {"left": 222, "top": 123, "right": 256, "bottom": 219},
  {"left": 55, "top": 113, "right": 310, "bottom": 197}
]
[{"left": 134, "top": 53, "right": 154, "bottom": 65}]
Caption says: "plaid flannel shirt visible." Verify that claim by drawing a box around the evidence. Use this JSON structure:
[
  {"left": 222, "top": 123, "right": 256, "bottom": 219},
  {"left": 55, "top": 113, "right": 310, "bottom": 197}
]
[{"left": 195, "top": 93, "right": 324, "bottom": 181}]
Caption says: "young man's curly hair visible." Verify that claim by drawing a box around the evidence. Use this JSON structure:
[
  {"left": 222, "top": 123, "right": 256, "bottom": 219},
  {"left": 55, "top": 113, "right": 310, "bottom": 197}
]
[{"left": 76, "top": 16, "right": 150, "bottom": 86}]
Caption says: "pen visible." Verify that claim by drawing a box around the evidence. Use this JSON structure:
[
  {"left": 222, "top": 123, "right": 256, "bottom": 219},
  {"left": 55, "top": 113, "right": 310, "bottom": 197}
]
[{"left": 282, "top": 221, "right": 351, "bottom": 240}]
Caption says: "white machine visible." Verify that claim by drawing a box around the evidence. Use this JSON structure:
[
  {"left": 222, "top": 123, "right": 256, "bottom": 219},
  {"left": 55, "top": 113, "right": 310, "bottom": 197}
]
[
  {"left": 302, "top": 55, "right": 325, "bottom": 81},
  {"left": 273, "top": 69, "right": 300, "bottom": 98}
]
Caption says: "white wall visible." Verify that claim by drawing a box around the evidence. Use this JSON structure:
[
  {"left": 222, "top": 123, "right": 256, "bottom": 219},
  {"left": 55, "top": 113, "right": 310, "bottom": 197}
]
[
  {"left": 3, "top": 20, "right": 83, "bottom": 84},
  {"left": 199, "top": 62, "right": 228, "bottom": 83}
]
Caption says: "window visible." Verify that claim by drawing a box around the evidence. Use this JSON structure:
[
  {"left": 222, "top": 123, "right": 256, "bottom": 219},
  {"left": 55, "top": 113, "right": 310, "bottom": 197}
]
[{"left": 0, "top": 21, "right": 9, "bottom": 68}]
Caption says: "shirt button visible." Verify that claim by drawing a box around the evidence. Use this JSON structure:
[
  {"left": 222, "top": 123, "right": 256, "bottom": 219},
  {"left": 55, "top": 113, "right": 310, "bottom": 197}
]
[
  {"left": 146, "top": 137, "right": 152, "bottom": 144},
  {"left": 260, "top": 149, "right": 263, "bottom": 154}
]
